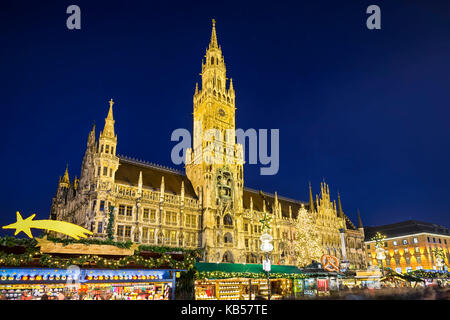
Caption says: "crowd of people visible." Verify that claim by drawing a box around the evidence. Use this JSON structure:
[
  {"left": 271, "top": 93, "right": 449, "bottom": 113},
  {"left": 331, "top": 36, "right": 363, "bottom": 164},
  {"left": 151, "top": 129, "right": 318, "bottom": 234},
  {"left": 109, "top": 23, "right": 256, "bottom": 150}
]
[{"left": 325, "top": 285, "right": 450, "bottom": 300}]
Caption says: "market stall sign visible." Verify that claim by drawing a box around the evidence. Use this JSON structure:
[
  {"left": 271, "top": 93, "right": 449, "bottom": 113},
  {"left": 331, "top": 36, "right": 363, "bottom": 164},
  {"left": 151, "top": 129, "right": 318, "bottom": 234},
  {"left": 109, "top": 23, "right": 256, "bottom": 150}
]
[
  {"left": 321, "top": 255, "right": 339, "bottom": 272},
  {"left": 2, "top": 212, "right": 93, "bottom": 239},
  {"left": 0, "top": 268, "right": 172, "bottom": 283}
]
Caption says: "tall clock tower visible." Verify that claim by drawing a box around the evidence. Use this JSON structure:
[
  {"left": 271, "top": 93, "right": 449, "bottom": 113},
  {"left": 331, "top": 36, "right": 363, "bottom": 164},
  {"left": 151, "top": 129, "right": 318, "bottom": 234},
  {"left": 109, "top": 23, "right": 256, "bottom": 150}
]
[{"left": 186, "top": 20, "right": 244, "bottom": 262}]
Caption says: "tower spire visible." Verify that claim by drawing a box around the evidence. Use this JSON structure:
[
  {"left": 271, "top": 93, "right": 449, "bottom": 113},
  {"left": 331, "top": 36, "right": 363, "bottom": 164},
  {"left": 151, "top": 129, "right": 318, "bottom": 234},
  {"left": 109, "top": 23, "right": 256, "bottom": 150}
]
[
  {"left": 63, "top": 164, "right": 70, "bottom": 184},
  {"left": 210, "top": 18, "right": 218, "bottom": 48},
  {"left": 101, "top": 99, "right": 116, "bottom": 139},
  {"left": 309, "top": 182, "right": 315, "bottom": 213},
  {"left": 88, "top": 121, "right": 96, "bottom": 146},
  {"left": 357, "top": 209, "right": 363, "bottom": 229},
  {"left": 59, "top": 164, "right": 70, "bottom": 189},
  {"left": 107, "top": 99, "right": 114, "bottom": 119},
  {"left": 337, "top": 192, "right": 344, "bottom": 218}
]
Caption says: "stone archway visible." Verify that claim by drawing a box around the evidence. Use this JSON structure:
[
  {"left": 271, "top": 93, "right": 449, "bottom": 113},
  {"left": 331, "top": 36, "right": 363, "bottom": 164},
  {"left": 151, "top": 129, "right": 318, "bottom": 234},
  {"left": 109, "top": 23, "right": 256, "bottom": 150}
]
[{"left": 222, "top": 250, "right": 234, "bottom": 263}]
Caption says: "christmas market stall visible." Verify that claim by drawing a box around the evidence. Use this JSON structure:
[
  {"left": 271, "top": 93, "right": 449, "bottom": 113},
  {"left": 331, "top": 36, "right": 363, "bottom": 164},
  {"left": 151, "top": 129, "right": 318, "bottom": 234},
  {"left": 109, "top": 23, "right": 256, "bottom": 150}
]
[
  {"left": 298, "top": 261, "right": 340, "bottom": 297},
  {"left": 354, "top": 267, "right": 383, "bottom": 289},
  {"left": 194, "top": 262, "right": 306, "bottom": 300},
  {"left": 407, "top": 269, "right": 448, "bottom": 288},
  {"left": 0, "top": 267, "right": 177, "bottom": 300},
  {"left": 0, "top": 236, "right": 199, "bottom": 300}
]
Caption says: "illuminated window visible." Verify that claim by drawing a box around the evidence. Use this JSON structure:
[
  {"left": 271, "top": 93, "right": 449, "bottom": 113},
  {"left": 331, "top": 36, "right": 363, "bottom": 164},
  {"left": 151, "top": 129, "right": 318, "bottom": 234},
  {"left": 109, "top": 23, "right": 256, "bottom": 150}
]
[
  {"left": 142, "top": 227, "right": 148, "bottom": 240},
  {"left": 413, "top": 237, "right": 418, "bottom": 244},
  {"left": 149, "top": 229, "right": 155, "bottom": 242},
  {"left": 393, "top": 241, "right": 398, "bottom": 246},
  {"left": 124, "top": 226, "right": 131, "bottom": 237},
  {"left": 172, "top": 212, "right": 177, "bottom": 225},
  {"left": 143, "top": 208, "right": 149, "bottom": 219},
  {"left": 117, "top": 225, "right": 124, "bottom": 236},
  {"left": 165, "top": 211, "right": 177, "bottom": 225},
  {"left": 403, "top": 239, "right": 408, "bottom": 245},
  {"left": 224, "top": 232, "right": 233, "bottom": 244},
  {"left": 150, "top": 209, "right": 156, "bottom": 222},
  {"left": 170, "top": 231, "right": 177, "bottom": 243},
  {"left": 415, "top": 247, "right": 420, "bottom": 253}
]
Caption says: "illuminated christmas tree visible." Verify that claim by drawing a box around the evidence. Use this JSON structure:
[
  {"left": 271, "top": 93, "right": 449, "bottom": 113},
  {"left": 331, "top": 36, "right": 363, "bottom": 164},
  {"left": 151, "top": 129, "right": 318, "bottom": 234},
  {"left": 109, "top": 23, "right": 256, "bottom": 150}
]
[{"left": 294, "top": 205, "right": 322, "bottom": 267}]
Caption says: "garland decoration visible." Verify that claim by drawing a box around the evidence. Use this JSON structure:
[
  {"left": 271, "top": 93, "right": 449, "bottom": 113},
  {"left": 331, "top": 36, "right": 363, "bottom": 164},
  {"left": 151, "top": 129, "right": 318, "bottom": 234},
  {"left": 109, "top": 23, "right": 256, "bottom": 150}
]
[
  {"left": 0, "top": 237, "right": 199, "bottom": 270},
  {"left": 45, "top": 236, "right": 133, "bottom": 249},
  {"left": 196, "top": 271, "right": 308, "bottom": 280}
]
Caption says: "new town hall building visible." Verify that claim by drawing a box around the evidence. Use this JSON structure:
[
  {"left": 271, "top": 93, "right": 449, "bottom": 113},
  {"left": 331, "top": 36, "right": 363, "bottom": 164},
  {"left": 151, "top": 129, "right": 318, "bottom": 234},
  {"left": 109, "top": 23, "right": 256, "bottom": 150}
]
[{"left": 50, "top": 21, "right": 367, "bottom": 270}]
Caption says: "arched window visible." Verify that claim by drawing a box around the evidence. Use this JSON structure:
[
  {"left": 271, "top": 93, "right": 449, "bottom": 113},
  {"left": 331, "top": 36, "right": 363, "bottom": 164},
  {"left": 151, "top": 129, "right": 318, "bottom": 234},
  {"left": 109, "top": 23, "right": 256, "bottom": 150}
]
[
  {"left": 216, "top": 216, "right": 220, "bottom": 227},
  {"left": 211, "top": 57, "right": 214, "bottom": 64},
  {"left": 224, "top": 232, "right": 233, "bottom": 244},
  {"left": 222, "top": 251, "right": 234, "bottom": 263},
  {"left": 223, "top": 214, "right": 233, "bottom": 226}
]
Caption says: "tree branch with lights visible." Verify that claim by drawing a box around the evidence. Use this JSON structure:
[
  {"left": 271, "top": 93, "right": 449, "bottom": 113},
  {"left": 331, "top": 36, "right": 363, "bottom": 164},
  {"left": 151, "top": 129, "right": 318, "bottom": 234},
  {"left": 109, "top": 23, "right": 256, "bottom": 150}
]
[{"left": 294, "top": 206, "right": 322, "bottom": 267}]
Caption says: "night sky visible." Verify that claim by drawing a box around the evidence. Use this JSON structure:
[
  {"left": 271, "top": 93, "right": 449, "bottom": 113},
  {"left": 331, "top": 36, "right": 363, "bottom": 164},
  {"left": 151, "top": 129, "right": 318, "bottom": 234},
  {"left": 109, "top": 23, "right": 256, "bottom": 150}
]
[{"left": 1, "top": 0, "right": 450, "bottom": 236}]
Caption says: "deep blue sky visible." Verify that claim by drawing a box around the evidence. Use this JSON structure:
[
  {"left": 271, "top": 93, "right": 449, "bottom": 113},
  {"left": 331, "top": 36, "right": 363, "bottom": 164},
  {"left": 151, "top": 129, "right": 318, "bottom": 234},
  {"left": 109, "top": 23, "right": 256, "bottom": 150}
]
[{"left": 1, "top": 0, "right": 449, "bottom": 235}]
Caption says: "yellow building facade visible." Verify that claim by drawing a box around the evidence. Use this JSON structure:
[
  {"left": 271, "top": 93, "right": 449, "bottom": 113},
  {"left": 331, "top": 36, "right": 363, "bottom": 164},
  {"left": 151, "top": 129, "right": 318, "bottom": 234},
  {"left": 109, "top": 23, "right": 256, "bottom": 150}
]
[
  {"left": 365, "top": 222, "right": 450, "bottom": 273},
  {"left": 50, "top": 20, "right": 366, "bottom": 269}
]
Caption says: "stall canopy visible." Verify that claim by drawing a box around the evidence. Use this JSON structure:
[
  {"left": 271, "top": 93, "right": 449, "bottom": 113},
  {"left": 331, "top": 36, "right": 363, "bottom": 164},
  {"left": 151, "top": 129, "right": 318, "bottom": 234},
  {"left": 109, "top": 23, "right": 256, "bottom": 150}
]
[
  {"left": 195, "top": 262, "right": 303, "bottom": 276},
  {"left": 0, "top": 267, "right": 175, "bottom": 283}
]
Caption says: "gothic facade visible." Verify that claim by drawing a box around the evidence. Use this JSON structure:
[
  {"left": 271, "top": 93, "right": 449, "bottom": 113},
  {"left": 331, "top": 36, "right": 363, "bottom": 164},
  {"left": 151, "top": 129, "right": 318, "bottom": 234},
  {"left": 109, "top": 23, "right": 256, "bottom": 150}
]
[{"left": 50, "top": 21, "right": 366, "bottom": 269}]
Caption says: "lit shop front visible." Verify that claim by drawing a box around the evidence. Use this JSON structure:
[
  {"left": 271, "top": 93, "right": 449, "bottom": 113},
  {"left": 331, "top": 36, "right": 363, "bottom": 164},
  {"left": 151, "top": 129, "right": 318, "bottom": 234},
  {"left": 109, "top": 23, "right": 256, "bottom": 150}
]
[
  {"left": 295, "top": 262, "right": 340, "bottom": 297},
  {"left": 0, "top": 267, "right": 178, "bottom": 300},
  {"left": 194, "top": 262, "right": 305, "bottom": 300}
]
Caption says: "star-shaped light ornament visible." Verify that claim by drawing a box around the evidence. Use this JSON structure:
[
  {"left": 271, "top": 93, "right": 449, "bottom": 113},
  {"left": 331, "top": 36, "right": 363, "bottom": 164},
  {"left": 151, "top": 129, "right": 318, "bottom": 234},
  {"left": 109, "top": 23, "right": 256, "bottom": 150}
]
[{"left": 259, "top": 212, "right": 272, "bottom": 233}]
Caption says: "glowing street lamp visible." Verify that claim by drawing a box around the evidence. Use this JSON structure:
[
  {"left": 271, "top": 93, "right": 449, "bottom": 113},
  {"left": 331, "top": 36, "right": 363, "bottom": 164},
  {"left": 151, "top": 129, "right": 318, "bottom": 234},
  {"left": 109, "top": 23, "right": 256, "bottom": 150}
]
[
  {"left": 259, "top": 213, "right": 273, "bottom": 300},
  {"left": 372, "top": 232, "right": 386, "bottom": 276}
]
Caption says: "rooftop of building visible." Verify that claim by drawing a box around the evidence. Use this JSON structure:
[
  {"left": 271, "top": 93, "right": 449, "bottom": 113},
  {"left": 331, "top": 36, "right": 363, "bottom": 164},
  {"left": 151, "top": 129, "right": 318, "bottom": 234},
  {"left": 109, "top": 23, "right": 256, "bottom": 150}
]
[
  {"left": 114, "top": 156, "right": 358, "bottom": 229},
  {"left": 364, "top": 220, "right": 450, "bottom": 241}
]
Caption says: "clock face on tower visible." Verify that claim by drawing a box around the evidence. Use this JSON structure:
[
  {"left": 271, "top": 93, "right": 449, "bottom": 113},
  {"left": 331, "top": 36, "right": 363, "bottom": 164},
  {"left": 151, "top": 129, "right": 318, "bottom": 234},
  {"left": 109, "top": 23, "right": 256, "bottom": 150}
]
[{"left": 218, "top": 108, "right": 226, "bottom": 117}]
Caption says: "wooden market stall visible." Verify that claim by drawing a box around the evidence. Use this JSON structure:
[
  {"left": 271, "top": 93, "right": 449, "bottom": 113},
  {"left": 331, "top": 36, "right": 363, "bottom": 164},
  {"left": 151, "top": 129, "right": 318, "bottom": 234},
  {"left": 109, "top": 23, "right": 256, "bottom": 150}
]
[
  {"left": 0, "top": 236, "right": 195, "bottom": 300},
  {"left": 194, "top": 262, "right": 305, "bottom": 300}
]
